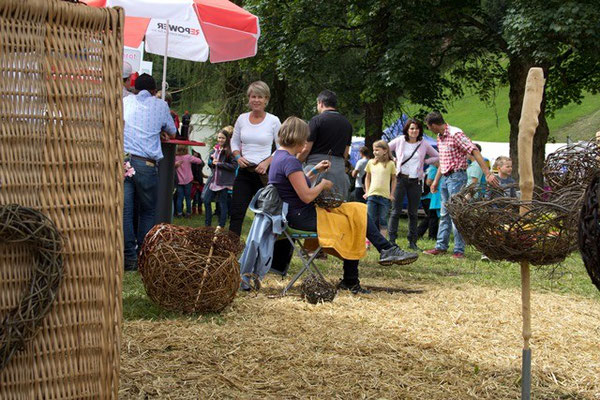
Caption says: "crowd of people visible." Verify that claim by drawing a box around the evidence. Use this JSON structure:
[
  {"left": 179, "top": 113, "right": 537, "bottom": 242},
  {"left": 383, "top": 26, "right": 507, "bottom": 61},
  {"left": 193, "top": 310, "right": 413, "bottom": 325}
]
[{"left": 121, "top": 65, "right": 516, "bottom": 290}]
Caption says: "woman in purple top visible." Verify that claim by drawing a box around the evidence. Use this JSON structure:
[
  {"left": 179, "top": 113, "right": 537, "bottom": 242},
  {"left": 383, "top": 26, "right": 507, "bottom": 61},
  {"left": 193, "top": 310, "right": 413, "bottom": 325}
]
[
  {"left": 270, "top": 117, "right": 418, "bottom": 294},
  {"left": 387, "top": 119, "right": 439, "bottom": 250}
]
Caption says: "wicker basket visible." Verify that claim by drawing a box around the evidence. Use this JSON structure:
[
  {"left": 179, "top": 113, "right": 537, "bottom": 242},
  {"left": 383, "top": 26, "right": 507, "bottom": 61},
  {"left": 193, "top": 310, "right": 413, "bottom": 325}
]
[
  {"left": 0, "top": 0, "right": 124, "bottom": 398},
  {"left": 578, "top": 172, "right": 600, "bottom": 292},
  {"left": 447, "top": 183, "right": 583, "bottom": 266},
  {"left": 543, "top": 140, "right": 600, "bottom": 190}
]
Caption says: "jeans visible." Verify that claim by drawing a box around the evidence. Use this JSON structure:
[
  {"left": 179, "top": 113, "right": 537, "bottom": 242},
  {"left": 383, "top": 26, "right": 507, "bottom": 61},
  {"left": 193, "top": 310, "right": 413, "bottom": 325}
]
[
  {"left": 123, "top": 157, "right": 159, "bottom": 264},
  {"left": 435, "top": 171, "right": 467, "bottom": 253},
  {"left": 366, "top": 195, "right": 390, "bottom": 229},
  {"left": 229, "top": 168, "right": 265, "bottom": 236},
  {"left": 287, "top": 204, "right": 393, "bottom": 285},
  {"left": 388, "top": 176, "right": 422, "bottom": 243},
  {"left": 417, "top": 198, "right": 439, "bottom": 240},
  {"left": 204, "top": 188, "right": 229, "bottom": 227},
  {"left": 175, "top": 183, "right": 192, "bottom": 216}
]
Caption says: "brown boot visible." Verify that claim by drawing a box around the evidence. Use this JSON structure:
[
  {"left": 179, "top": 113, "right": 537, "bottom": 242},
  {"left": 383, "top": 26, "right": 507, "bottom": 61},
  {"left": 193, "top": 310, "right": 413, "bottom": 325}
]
[{"left": 191, "top": 206, "right": 198, "bottom": 215}]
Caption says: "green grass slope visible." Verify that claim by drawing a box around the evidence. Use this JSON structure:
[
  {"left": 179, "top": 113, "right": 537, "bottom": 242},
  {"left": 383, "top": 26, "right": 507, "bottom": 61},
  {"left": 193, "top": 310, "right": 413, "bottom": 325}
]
[{"left": 401, "top": 88, "right": 600, "bottom": 142}]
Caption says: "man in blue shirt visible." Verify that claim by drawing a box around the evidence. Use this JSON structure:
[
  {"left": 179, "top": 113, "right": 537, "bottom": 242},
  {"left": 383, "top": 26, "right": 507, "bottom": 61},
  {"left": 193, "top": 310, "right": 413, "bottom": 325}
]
[{"left": 123, "top": 74, "right": 177, "bottom": 271}]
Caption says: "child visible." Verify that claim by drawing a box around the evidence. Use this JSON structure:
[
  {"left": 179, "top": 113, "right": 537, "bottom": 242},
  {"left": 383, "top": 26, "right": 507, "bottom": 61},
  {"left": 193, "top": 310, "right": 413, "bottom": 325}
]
[
  {"left": 204, "top": 127, "right": 237, "bottom": 228},
  {"left": 175, "top": 145, "right": 204, "bottom": 217},
  {"left": 493, "top": 156, "right": 517, "bottom": 198},
  {"left": 351, "top": 146, "right": 370, "bottom": 203},
  {"left": 364, "top": 140, "right": 396, "bottom": 238}
]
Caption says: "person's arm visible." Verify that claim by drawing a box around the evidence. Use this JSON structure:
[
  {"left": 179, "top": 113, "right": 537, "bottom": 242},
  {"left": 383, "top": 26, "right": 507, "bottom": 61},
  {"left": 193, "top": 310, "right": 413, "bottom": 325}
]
[
  {"left": 430, "top": 168, "right": 442, "bottom": 193},
  {"left": 190, "top": 155, "right": 204, "bottom": 165},
  {"left": 289, "top": 171, "right": 333, "bottom": 204},
  {"left": 424, "top": 142, "right": 439, "bottom": 164},
  {"left": 255, "top": 155, "right": 272, "bottom": 175},
  {"left": 297, "top": 141, "right": 313, "bottom": 163},
  {"left": 231, "top": 116, "right": 250, "bottom": 168},
  {"left": 161, "top": 103, "right": 177, "bottom": 136},
  {"left": 390, "top": 173, "right": 397, "bottom": 201},
  {"left": 306, "top": 160, "right": 331, "bottom": 183},
  {"left": 472, "top": 149, "right": 498, "bottom": 186},
  {"left": 363, "top": 172, "right": 371, "bottom": 199},
  {"left": 343, "top": 145, "right": 350, "bottom": 160}
]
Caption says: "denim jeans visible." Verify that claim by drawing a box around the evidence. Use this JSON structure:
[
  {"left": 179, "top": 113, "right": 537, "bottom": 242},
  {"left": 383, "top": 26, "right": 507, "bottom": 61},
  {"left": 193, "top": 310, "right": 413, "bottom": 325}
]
[
  {"left": 204, "top": 188, "right": 229, "bottom": 227},
  {"left": 435, "top": 171, "right": 467, "bottom": 253},
  {"left": 366, "top": 195, "right": 390, "bottom": 229},
  {"left": 123, "top": 157, "right": 159, "bottom": 264},
  {"left": 388, "top": 176, "right": 422, "bottom": 243},
  {"left": 175, "top": 183, "right": 192, "bottom": 215},
  {"left": 287, "top": 204, "right": 393, "bottom": 285}
]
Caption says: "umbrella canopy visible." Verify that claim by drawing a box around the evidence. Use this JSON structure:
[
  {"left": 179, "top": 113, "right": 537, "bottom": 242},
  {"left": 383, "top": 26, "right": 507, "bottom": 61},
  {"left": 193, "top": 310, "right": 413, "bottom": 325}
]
[{"left": 84, "top": 0, "right": 260, "bottom": 63}]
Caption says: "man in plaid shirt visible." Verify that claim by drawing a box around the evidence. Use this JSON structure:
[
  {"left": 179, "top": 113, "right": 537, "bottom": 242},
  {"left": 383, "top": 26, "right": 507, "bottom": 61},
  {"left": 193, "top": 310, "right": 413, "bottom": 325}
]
[{"left": 423, "top": 111, "right": 497, "bottom": 258}]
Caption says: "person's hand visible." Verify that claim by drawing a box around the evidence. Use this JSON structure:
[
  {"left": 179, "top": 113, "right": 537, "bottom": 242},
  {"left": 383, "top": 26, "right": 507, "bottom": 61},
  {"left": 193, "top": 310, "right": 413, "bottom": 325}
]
[
  {"left": 213, "top": 160, "right": 220, "bottom": 165},
  {"left": 390, "top": 195, "right": 395, "bottom": 201},
  {"left": 314, "top": 160, "right": 331, "bottom": 173},
  {"left": 255, "top": 158, "right": 270, "bottom": 175},
  {"left": 320, "top": 179, "right": 334, "bottom": 191},
  {"left": 175, "top": 160, "right": 183, "bottom": 168},
  {"left": 237, "top": 156, "right": 250, "bottom": 168},
  {"left": 430, "top": 180, "right": 439, "bottom": 193},
  {"left": 486, "top": 173, "right": 499, "bottom": 187},
  {"left": 160, "top": 131, "right": 171, "bottom": 141},
  {"left": 362, "top": 193, "right": 368, "bottom": 200}
]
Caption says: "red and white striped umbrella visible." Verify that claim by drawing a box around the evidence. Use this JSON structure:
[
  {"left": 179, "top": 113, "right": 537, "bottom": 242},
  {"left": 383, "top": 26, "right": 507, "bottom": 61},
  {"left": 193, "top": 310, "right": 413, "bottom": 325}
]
[{"left": 84, "top": 0, "right": 260, "bottom": 63}]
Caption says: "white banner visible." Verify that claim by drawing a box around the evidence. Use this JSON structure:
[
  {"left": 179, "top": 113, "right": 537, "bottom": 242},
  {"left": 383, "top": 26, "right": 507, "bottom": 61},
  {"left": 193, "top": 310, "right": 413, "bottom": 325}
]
[{"left": 145, "top": 18, "right": 209, "bottom": 62}]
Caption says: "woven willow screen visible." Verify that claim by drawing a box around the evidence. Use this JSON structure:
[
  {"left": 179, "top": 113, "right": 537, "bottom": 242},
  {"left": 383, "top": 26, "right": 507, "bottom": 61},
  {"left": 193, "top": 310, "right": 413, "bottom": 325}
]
[{"left": 0, "top": 0, "right": 123, "bottom": 398}]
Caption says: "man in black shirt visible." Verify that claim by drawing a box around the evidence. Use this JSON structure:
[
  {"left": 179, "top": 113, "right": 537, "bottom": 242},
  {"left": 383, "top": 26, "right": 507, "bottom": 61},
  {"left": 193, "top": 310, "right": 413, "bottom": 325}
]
[{"left": 299, "top": 90, "right": 352, "bottom": 198}]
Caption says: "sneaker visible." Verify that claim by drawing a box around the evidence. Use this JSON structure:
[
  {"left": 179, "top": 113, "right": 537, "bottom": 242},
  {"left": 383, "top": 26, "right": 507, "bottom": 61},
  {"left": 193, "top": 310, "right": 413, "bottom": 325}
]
[
  {"left": 452, "top": 252, "right": 465, "bottom": 259},
  {"left": 481, "top": 255, "right": 490, "bottom": 262},
  {"left": 338, "top": 280, "right": 371, "bottom": 294},
  {"left": 124, "top": 258, "right": 137, "bottom": 271},
  {"left": 366, "top": 240, "right": 371, "bottom": 249},
  {"left": 379, "top": 246, "right": 418, "bottom": 266},
  {"left": 423, "top": 248, "right": 447, "bottom": 256}
]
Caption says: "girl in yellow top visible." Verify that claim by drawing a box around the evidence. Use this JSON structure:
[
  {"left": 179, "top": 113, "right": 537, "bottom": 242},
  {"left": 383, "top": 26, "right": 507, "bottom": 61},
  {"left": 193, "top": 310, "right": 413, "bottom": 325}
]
[{"left": 364, "top": 140, "right": 396, "bottom": 237}]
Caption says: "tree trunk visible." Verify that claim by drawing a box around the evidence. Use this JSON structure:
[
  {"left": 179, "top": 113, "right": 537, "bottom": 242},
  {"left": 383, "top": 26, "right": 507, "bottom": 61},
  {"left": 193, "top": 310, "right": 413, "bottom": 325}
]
[
  {"left": 220, "top": 64, "right": 245, "bottom": 127},
  {"left": 271, "top": 73, "right": 287, "bottom": 121},
  {"left": 364, "top": 99, "right": 384, "bottom": 150},
  {"left": 507, "top": 59, "right": 548, "bottom": 187}
]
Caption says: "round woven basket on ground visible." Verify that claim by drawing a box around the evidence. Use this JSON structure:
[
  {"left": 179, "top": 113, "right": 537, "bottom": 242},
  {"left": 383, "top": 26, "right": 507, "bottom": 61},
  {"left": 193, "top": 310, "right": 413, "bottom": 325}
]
[
  {"left": 447, "top": 183, "right": 583, "bottom": 266},
  {"left": 300, "top": 274, "right": 337, "bottom": 304},
  {"left": 314, "top": 189, "right": 345, "bottom": 209},
  {"left": 578, "top": 172, "right": 600, "bottom": 292},
  {"left": 543, "top": 140, "right": 600, "bottom": 190},
  {"left": 138, "top": 225, "right": 243, "bottom": 313}
]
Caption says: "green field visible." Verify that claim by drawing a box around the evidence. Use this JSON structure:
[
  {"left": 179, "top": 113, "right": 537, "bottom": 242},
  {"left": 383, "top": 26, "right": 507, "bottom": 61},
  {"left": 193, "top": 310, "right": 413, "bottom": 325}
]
[{"left": 400, "top": 87, "right": 600, "bottom": 142}]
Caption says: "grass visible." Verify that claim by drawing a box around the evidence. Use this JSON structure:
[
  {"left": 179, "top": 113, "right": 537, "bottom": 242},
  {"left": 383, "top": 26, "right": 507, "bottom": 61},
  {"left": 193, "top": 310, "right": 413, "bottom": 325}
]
[
  {"left": 122, "top": 214, "right": 599, "bottom": 321},
  {"left": 397, "top": 87, "right": 600, "bottom": 142}
]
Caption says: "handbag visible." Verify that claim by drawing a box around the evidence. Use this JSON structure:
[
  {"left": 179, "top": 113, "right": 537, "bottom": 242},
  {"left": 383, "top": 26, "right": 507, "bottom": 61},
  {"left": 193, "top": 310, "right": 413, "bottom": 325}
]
[{"left": 200, "top": 174, "right": 213, "bottom": 203}]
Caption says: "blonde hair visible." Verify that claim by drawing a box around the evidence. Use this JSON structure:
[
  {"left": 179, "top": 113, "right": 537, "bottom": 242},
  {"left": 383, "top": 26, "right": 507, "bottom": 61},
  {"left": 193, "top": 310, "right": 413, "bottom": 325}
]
[
  {"left": 372, "top": 140, "right": 392, "bottom": 165},
  {"left": 278, "top": 116, "right": 309, "bottom": 147},
  {"left": 247, "top": 81, "right": 270, "bottom": 100},
  {"left": 176, "top": 144, "right": 188, "bottom": 155},
  {"left": 221, "top": 125, "right": 234, "bottom": 136},
  {"left": 493, "top": 156, "right": 511, "bottom": 170}
]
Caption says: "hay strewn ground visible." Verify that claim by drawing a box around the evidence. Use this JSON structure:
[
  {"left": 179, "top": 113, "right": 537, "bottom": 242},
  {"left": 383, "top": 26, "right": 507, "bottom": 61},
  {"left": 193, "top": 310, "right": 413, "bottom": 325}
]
[{"left": 120, "top": 277, "right": 600, "bottom": 399}]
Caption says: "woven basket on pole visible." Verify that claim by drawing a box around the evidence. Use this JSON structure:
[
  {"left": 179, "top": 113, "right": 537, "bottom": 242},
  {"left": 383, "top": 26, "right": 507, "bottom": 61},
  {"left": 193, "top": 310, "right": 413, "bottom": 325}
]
[{"left": 0, "top": 0, "right": 124, "bottom": 398}]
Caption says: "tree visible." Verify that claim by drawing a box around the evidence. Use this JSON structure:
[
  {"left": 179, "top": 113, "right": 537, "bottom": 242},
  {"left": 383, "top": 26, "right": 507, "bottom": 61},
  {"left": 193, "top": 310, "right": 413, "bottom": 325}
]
[{"left": 445, "top": 0, "right": 600, "bottom": 185}]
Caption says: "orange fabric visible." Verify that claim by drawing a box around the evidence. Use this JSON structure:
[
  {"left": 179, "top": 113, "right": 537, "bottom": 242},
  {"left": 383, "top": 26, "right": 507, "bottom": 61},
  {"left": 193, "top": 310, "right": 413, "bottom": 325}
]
[{"left": 314, "top": 202, "right": 367, "bottom": 260}]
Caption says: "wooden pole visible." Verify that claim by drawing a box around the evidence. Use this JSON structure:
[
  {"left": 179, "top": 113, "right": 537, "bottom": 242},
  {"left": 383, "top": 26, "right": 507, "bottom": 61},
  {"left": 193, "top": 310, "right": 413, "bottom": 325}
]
[{"left": 517, "top": 67, "right": 545, "bottom": 400}]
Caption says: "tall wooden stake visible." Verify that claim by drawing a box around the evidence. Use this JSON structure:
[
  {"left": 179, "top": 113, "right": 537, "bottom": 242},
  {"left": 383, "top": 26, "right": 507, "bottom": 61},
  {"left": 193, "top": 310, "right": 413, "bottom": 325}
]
[{"left": 517, "top": 67, "right": 545, "bottom": 400}]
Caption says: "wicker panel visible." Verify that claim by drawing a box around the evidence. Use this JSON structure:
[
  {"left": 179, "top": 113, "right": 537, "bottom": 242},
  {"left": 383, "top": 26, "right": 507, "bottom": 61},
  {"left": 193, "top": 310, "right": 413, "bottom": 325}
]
[{"left": 0, "top": 0, "right": 124, "bottom": 399}]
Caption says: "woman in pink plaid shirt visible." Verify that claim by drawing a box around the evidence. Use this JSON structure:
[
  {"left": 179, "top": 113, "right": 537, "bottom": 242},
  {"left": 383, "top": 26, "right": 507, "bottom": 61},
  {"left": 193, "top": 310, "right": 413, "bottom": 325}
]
[{"left": 423, "top": 111, "right": 497, "bottom": 259}]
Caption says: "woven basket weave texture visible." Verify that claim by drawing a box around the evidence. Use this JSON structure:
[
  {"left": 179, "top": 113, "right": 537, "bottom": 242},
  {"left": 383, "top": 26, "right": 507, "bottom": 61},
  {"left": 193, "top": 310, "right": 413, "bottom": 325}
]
[{"left": 0, "top": 0, "right": 124, "bottom": 398}]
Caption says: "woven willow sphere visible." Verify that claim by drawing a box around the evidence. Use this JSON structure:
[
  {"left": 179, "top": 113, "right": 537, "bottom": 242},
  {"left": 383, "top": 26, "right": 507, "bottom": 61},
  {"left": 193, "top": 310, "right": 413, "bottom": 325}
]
[
  {"left": 447, "top": 183, "right": 583, "bottom": 266},
  {"left": 543, "top": 141, "right": 600, "bottom": 190},
  {"left": 578, "top": 172, "right": 600, "bottom": 292},
  {"left": 300, "top": 274, "right": 337, "bottom": 304},
  {"left": 138, "top": 225, "right": 243, "bottom": 313}
]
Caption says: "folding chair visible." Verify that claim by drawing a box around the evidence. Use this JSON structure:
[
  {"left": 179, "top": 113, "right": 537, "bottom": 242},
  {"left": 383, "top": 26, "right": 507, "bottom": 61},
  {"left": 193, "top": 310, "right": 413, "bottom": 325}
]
[{"left": 281, "top": 227, "right": 325, "bottom": 295}]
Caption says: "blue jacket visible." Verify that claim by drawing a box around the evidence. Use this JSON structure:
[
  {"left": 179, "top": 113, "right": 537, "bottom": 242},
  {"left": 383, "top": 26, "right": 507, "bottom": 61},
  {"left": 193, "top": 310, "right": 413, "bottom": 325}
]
[
  {"left": 239, "top": 185, "right": 288, "bottom": 289},
  {"left": 208, "top": 148, "right": 237, "bottom": 187}
]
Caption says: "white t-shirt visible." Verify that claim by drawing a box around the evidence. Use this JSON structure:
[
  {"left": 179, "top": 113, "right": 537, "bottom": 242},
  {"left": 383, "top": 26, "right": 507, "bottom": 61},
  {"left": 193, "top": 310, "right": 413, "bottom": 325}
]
[
  {"left": 231, "top": 112, "right": 281, "bottom": 165},
  {"left": 354, "top": 158, "right": 368, "bottom": 188},
  {"left": 400, "top": 142, "right": 421, "bottom": 178}
]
